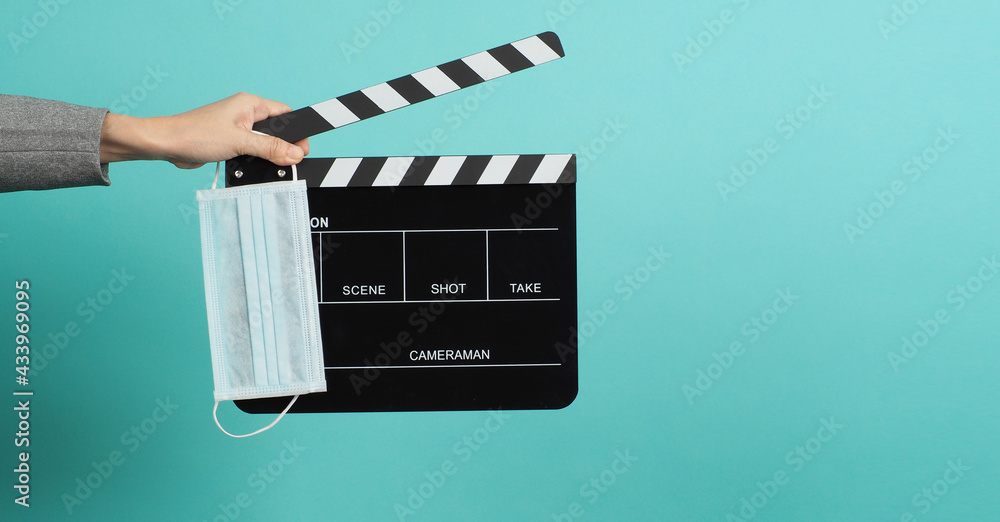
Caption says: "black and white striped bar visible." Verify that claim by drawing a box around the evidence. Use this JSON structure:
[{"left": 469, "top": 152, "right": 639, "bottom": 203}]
[
  {"left": 252, "top": 32, "right": 565, "bottom": 143},
  {"left": 292, "top": 154, "right": 575, "bottom": 187}
]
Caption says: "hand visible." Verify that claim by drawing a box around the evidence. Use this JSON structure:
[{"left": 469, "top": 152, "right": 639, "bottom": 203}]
[{"left": 99, "top": 92, "right": 310, "bottom": 169}]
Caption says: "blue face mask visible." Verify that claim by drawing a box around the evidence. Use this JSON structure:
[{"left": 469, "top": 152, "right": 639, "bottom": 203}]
[{"left": 197, "top": 164, "right": 326, "bottom": 438}]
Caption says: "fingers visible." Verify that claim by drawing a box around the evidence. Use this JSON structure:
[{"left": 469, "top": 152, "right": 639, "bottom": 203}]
[
  {"left": 294, "top": 138, "right": 310, "bottom": 157},
  {"left": 242, "top": 133, "right": 305, "bottom": 166},
  {"left": 255, "top": 97, "right": 295, "bottom": 120},
  {"left": 212, "top": 93, "right": 305, "bottom": 165},
  {"left": 238, "top": 94, "right": 308, "bottom": 164},
  {"left": 237, "top": 92, "right": 295, "bottom": 122}
]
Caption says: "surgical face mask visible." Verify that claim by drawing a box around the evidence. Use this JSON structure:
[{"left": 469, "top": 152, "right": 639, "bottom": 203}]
[{"left": 197, "top": 164, "right": 326, "bottom": 438}]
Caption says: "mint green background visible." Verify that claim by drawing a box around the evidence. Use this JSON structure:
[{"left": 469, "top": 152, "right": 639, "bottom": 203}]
[{"left": 2, "top": 0, "right": 999, "bottom": 520}]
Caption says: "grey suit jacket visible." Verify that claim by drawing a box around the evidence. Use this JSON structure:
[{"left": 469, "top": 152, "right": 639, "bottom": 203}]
[{"left": 0, "top": 94, "right": 110, "bottom": 193}]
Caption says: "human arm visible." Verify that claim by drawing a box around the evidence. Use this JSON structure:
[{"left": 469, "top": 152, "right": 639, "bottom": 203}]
[
  {"left": 0, "top": 92, "right": 308, "bottom": 193},
  {"left": 99, "top": 92, "right": 309, "bottom": 169}
]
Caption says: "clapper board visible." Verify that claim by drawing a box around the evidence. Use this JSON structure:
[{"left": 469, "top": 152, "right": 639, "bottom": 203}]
[{"left": 226, "top": 33, "right": 577, "bottom": 413}]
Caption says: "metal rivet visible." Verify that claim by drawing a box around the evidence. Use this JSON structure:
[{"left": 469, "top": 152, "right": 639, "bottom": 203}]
[
  {"left": 277, "top": 169, "right": 287, "bottom": 178},
  {"left": 234, "top": 170, "right": 243, "bottom": 178}
]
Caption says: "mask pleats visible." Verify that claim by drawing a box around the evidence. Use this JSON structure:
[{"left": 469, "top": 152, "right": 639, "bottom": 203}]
[
  {"left": 264, "top": 191, "right": 300, "bottom": 384},
  {"left": 236, "top": 195, "right": 270, "bottom": 387},
  {"left": 210, "top": 197, "right": 254, "bottom": 390}
]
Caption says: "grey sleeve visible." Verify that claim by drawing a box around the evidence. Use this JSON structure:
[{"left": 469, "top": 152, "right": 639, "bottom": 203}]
[{"left": 0, "top": 94, "right": 111, "bottom": 193}]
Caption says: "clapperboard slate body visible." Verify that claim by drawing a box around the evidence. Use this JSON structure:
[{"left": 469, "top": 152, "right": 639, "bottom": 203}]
[{"left": 226, "top": 33, "right": 577, "bottom": 413}]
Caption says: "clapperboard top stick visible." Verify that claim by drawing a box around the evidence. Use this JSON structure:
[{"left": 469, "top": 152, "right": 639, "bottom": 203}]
[{"left": 227, "top": 32, "right": 565, "bottom": 185}]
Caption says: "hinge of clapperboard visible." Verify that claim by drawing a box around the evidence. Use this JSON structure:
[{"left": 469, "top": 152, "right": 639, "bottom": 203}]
[{"left": 224, "top": 32, "right": 575, "bottom": 187}]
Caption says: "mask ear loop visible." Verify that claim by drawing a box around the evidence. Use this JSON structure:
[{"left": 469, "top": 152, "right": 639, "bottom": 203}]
[
  {"left": 212, "top": 161, "right": 221, "bottom": 190},
  {"left": 213, "top": 395, "right": 299, "bottom": 438}
]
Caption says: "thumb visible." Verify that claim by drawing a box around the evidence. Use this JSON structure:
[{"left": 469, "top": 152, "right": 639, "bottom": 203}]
[{"left": 243, "top": 132, "right": 305, "bottom": 165}]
